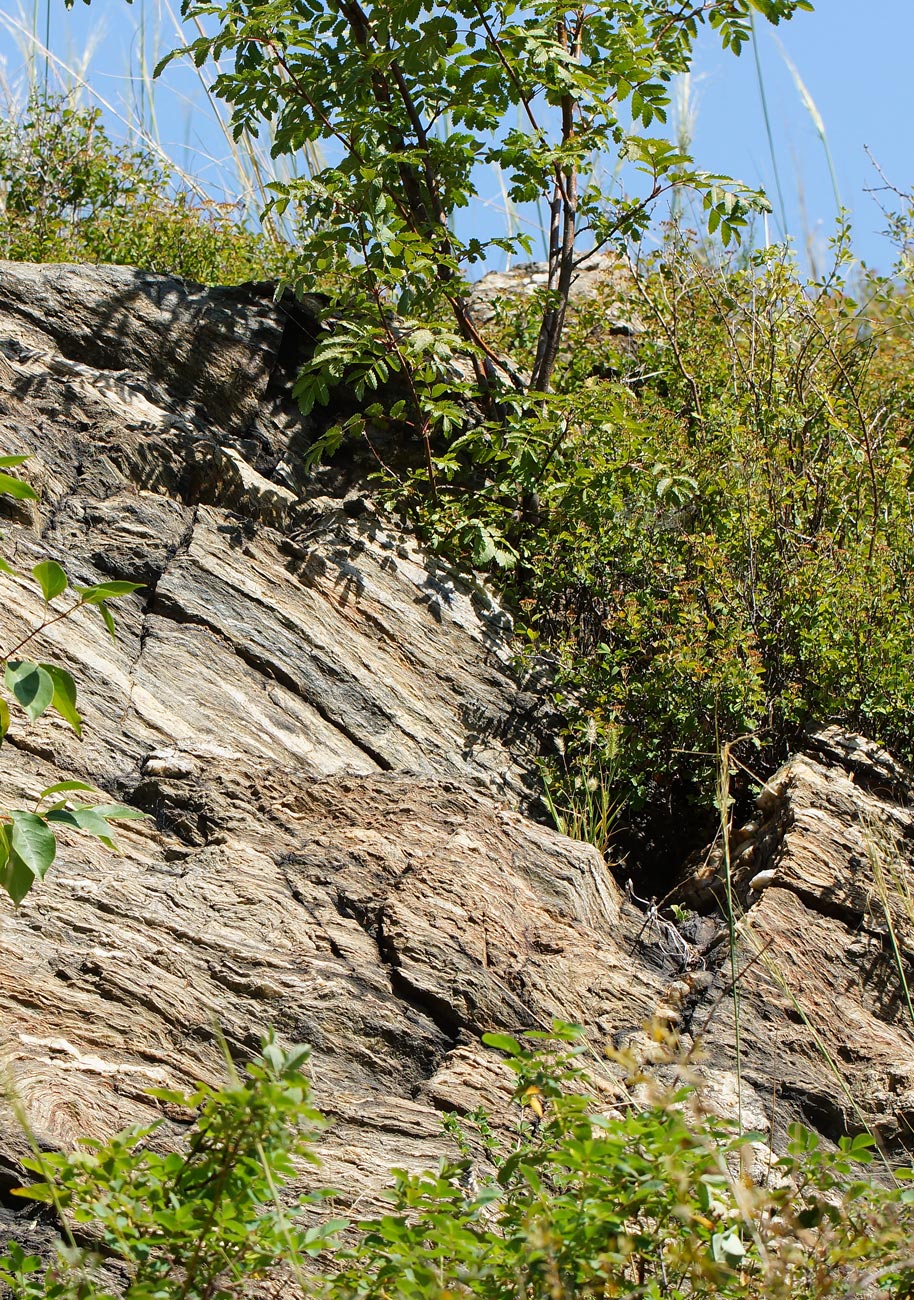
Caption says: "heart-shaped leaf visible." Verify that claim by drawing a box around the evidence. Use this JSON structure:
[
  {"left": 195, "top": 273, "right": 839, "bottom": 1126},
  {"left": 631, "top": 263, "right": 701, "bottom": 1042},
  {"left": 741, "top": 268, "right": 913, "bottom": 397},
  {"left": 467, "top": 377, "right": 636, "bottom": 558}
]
[
  {"left": 5, "top": 661, "right": 54, "bottom": 722},
  {"left": 9, "top": 811, "right": 57, "bottom": 879},
  {"left": 41, "top": 664, "right": 82, "bottom": 737}
]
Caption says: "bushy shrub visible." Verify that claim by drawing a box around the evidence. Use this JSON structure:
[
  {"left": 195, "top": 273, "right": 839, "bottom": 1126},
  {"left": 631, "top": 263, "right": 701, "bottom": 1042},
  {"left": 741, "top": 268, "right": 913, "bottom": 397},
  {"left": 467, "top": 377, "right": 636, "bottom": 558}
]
[
  {"left": 3, "top": 1026, "right": 914, "bottom": 1300},
  {"left": 0, "top": 95, "right": 290, "bottom": 284},
  {"left": 0, "top": 1034, "right": 343, "bottom": 1300},
  {"left": 398, "top": 222, "right": 914, "bottom": 865}
]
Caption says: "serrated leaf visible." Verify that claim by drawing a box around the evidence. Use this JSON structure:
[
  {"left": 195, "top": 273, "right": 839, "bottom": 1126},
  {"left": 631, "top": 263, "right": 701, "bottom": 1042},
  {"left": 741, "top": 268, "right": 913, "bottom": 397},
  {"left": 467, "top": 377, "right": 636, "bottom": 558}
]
[
  {"left": 9, "top": 811, "right": 56, "bottom": 879},
  {"left": 32, "top": 560, "right": 68, "bottom": 602},
  {"left": 471, "top": 526, "right": 496, "bottom": 566},
  {"left": 0, "top": 472, "right": 38, "bottom": 501},
  {"left": 41, "top": 664, "right": 82, "bottom": 737},
  {"left": 5, "top": 661, "right": 54, "bottom": 721}
]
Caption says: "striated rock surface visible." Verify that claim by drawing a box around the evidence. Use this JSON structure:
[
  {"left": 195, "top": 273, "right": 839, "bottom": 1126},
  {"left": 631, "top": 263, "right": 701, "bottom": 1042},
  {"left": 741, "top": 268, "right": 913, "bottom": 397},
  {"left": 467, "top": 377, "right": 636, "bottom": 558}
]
[
  {"left": 670, "top": 728, "right": 914, "bottom": 1152},
  {"left": 1, "top": 262, "right": 914, "bottom": 1249}
]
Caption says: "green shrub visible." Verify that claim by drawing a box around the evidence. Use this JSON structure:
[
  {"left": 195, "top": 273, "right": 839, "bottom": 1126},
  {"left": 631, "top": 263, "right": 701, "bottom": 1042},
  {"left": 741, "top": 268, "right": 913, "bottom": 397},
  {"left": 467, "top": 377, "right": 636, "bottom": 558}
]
[
  {"left": 0, "top": 1034, "right": 343, "bottom": 1300},
  {"left": 0, "top": 96, "right": 290, "bottom": 284},
  {"left": 4, "top": 1026, "right": 914, "bottom": 1300},
  {"left": 400, "top": 222, "right": 914, "bottom": 864},
  {"left": 156, "top": 0, "right": 805, "bottom": 399}
]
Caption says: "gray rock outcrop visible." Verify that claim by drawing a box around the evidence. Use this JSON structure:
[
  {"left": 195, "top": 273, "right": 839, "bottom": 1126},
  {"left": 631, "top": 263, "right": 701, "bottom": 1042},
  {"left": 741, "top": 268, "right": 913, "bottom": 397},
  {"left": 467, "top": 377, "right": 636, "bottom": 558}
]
[{"left": 1, "top": 262, "right": 914, "bottom": 1250}]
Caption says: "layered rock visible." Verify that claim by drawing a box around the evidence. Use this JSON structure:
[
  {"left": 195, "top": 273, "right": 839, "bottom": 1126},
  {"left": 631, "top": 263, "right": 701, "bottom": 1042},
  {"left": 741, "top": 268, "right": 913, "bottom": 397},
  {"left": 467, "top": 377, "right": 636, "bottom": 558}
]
[
  {"left": 0, "top": 262, "right": 913, "bottom": 1252},
  {"left": 670, "top": 729, "right": 914, "bottom": 1152}
]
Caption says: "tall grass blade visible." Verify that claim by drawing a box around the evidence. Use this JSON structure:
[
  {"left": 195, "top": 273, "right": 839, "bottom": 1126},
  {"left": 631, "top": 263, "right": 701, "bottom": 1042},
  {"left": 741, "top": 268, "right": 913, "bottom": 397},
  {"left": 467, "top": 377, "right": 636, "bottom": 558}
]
[
  {"left": 0, "top": 8, "right": 213, "bottom": 201},
  {"left": 866, "top": 818, "right": 914, "bottom": 1032},
  {"left": 748, "top": 11, "right": 788, "bottom": 240},
  {"left": 776, "top": 37, "right": 842, "bottom": 217},
  {"left": 717, "top": 739, "right": 743, "bottom": 1131}
]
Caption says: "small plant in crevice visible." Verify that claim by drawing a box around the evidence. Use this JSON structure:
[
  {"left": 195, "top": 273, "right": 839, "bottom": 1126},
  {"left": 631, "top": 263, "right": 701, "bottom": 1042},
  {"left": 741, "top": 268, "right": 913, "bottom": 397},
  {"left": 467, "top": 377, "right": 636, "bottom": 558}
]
[{"left": 539, "top": 716, "right": 625, "bottom": 860}]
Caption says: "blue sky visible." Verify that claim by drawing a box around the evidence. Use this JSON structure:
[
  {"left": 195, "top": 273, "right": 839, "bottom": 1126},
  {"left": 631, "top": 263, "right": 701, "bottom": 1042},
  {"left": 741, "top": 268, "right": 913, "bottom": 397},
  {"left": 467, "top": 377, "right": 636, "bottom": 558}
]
[
  {"left": 0, "top": 0, "right": 911, "bottom": 274},
  {"left": 689, "top": 0, "right": 914, "bottom": 272}
]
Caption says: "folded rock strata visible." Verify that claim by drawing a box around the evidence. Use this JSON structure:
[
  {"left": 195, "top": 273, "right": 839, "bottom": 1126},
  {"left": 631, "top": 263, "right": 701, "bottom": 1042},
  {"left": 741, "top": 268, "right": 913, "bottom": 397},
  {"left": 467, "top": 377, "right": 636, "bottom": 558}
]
[{"left": 0, "top": 263, "right": 913, "bottom": 1252}]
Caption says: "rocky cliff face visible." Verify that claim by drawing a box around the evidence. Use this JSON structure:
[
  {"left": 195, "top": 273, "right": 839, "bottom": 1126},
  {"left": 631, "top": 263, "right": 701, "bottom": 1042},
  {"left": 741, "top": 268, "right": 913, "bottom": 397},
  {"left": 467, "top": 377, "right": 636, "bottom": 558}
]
[{"left": 1, "top": 262, "right": 913, "bottom": 1243}]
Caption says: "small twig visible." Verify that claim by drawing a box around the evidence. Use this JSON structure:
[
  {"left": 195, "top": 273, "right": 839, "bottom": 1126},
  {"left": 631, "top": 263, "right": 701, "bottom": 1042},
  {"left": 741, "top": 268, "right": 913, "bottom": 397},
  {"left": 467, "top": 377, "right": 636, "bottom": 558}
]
[{"left": 0, "top": 600, "right": 83, "bottom": 663}]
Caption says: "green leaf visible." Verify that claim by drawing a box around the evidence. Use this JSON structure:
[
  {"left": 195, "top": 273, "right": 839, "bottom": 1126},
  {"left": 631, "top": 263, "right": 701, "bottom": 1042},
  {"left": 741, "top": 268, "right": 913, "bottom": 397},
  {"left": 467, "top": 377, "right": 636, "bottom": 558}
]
[
  {"left": 0, "top": 472, "right": 38, "bottom": 501},
  {"left": 481, "top": 1032, "right": 523, "bottom": 1056},
  {"left": 0, "top": 849, "right": 37, "bottom": 906},
  {"left": 89, "top": 803, "right": 148, "bottom": 821},
  {"left": 0, "top": 556, "right": 16, "bottom": 576},
  {"left": 99, "top": 602, "right": 117, "bottom": 642},
  {"left": 0, "top": 456, "right": 29, "bottom": 468},
  {"left": 712, "top": 1228, "right": 746, "bottom": 1263},
  {"left": 32, "top": 560, "right": 68, "bottom": 602},
  {"left": 38, "top": 780, "right": 96, "bottom": 802},
  {"left": 40, "top": 664, "right": 82, "bottom": 737},
  {"left": 9, "top": 811, "right": 57, "bottom": 879},
  {"left": 0, "top": 699, "right": 8, "bottom": 744},
  {"left": 11, "top": 1176, "right": 58, "bottom": 1203},
  {"left": 74, "top": 581, "right": 144, "bottom": 604},
  {"left": 47, "top": 805, "right": 117, "bottom": 850},
  {"left": 5, "top": 661, "right": 54, "bottom": 721},
  {"left": 518, "top": 1162, "right": 542, "bottom": 1193}
]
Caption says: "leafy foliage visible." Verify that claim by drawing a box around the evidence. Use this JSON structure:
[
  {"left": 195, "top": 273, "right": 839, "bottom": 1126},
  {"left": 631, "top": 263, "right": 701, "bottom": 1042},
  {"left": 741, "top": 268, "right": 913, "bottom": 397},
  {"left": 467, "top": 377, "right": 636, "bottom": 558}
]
[
  {"left": 136, "top": 0, "right": 811, "bottom": 436},
  {"left": 0, "top": 459, "right": 146, "bottom": 904},
  {"left": 0, "top": 1033, "right": 344, "bottom": 1300},
  {"left": 393, "top": 219, "right": 914, "bottom": 866},
  {"left": 0, "top": 95, "right": 291, "bottom": 284},
  {"left": 328, "top": 1026, "right": 914, "bottom": 1300},
  {"left": 3, "top": 1026, "right": 914, "bottom": 1300}
]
